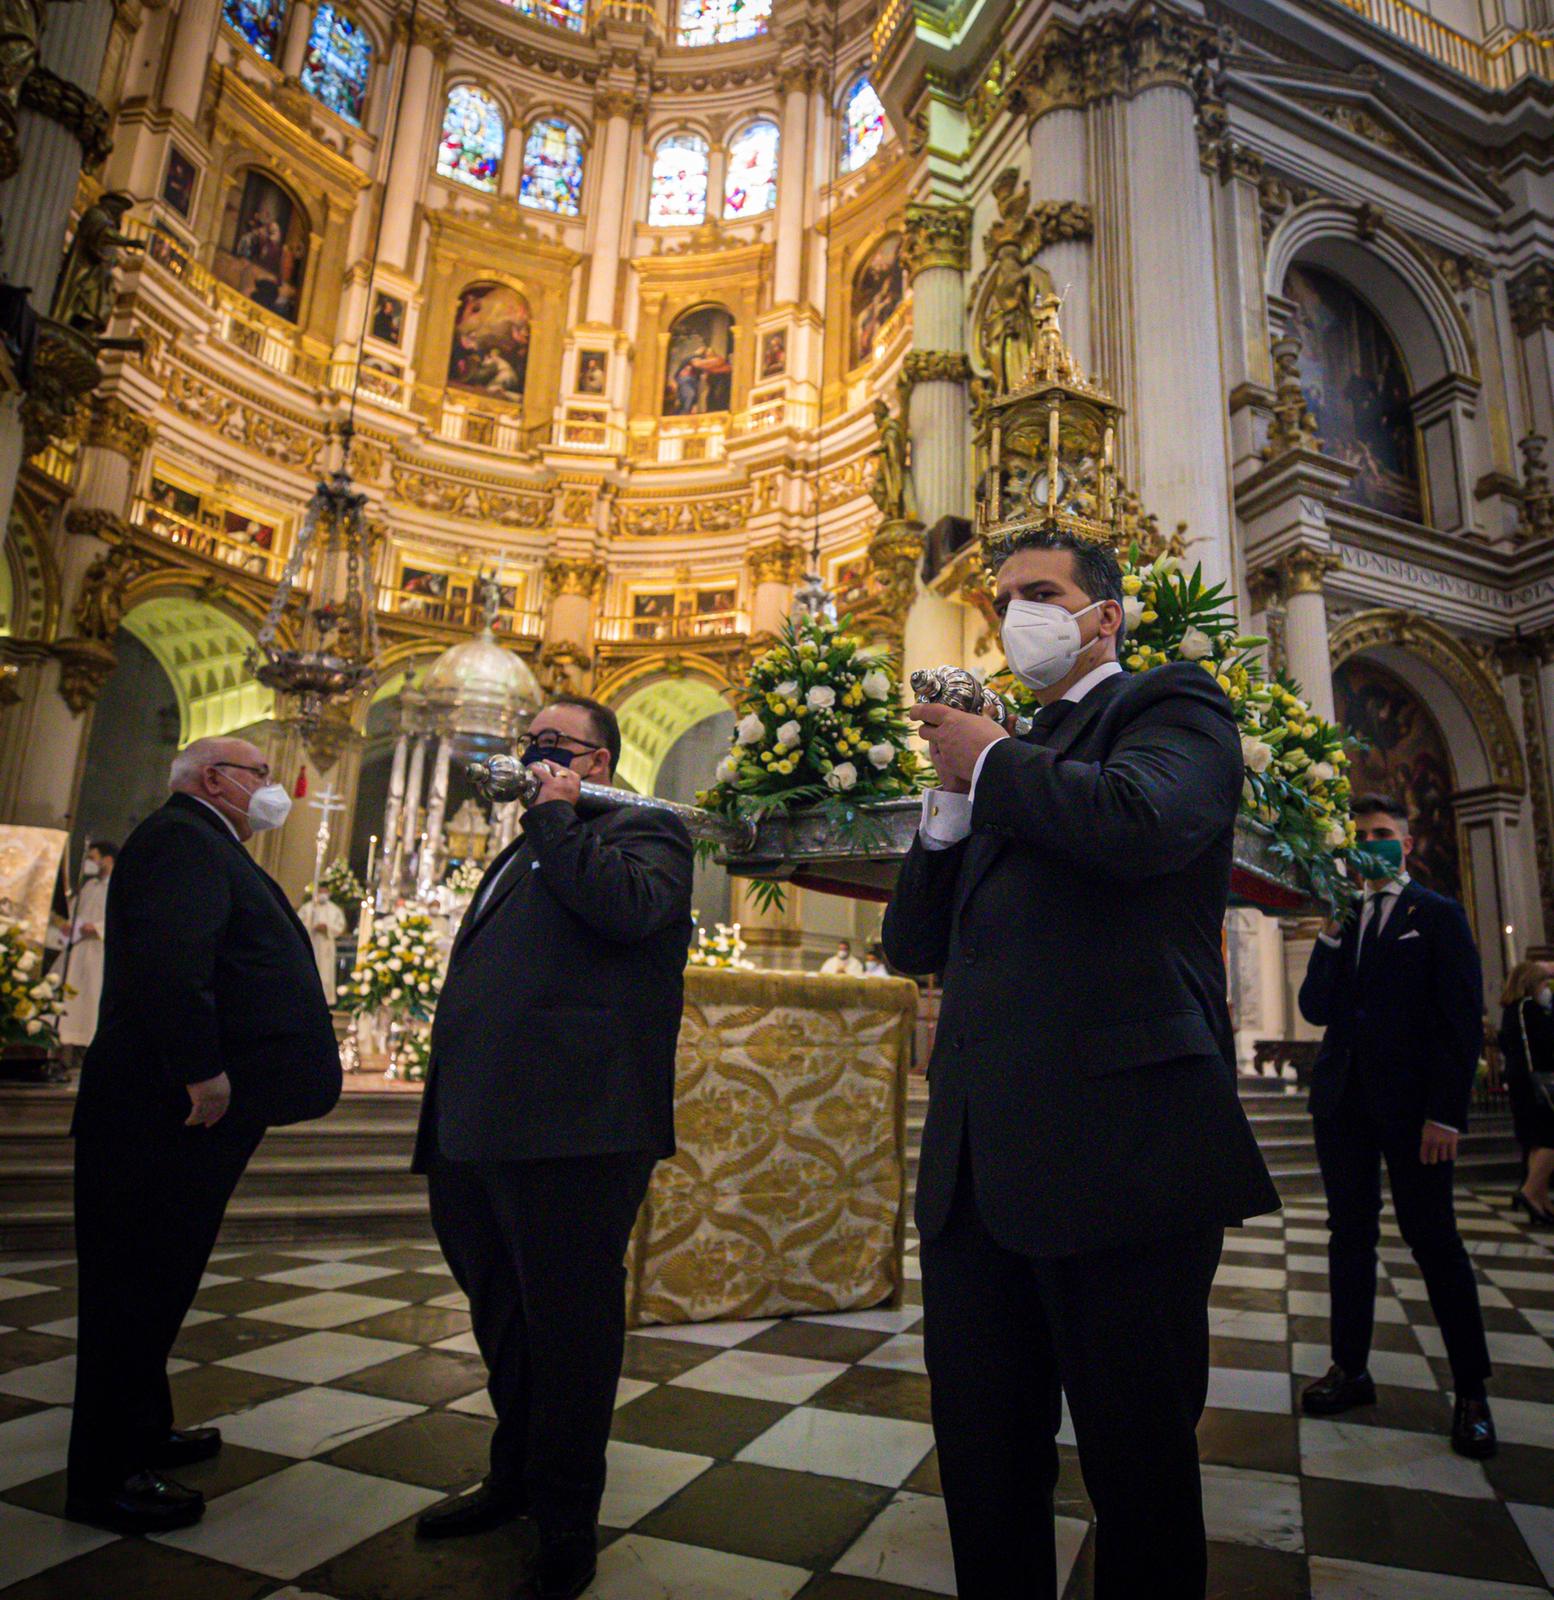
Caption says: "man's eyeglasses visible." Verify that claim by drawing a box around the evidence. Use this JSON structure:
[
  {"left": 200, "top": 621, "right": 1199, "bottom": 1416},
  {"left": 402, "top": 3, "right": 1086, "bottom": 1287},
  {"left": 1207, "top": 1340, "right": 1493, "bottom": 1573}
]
[
  {"left": 212, "top": 762, "right": 270, "bottom": 781},
  {"left": 518, "top": 732, "right": 601, "bottom": 755}
]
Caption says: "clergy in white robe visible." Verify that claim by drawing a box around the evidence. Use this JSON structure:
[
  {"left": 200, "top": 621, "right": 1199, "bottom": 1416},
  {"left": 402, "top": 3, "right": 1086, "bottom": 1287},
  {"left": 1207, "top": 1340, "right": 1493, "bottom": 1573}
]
[
  {"left": 47, "top": 842, "right": 117, "bottom": 1049},
  {"left": 298, "top": 894, "right": 349, "bottom": 1005}
]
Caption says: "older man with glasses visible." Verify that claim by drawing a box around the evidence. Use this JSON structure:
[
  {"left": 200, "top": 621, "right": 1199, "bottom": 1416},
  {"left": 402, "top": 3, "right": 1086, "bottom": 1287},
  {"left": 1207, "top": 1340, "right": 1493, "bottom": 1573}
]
[
  {"left": 411, "top": 694, "right": 694, "bottom": 1600},
  {"left": 66, "top": 738, "right": 341, "bottom": 1534}
]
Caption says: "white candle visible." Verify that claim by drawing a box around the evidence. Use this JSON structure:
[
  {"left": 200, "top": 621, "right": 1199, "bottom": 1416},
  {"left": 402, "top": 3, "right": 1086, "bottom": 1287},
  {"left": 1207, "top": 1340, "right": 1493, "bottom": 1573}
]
[
  {"left": 366, "top": 834, "right": 378, "bottom": 883},
  {"left": 1504, "top": 923, "right": 1517, "bottom": 972}
]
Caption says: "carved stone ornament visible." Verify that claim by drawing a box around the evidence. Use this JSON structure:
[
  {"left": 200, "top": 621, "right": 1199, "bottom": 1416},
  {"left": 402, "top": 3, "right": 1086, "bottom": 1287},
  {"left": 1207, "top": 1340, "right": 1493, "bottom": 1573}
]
[
  {"left": 1517, "top": 433, "right": 1554, "bottom": 545},
  {"left": 899, "top": 351, "right": 973, "bottom": 401},
  {"left": 542, "top": 558, "right": 606, "bottom": 602},
  {"left": 864, "top": 517, "right": 925, "bottom": 631},
  {"left": 1509, "top": 262, "right": 1554, "bottom": 339},
  {"left": 0, "top": 0, "right": 44, "bottom": 186},
  {"left": 538, "top": 639, "right": 592, "bottom": 695},
  {"left": 71, "top": 536, "right": 147, "bottom": 644},
  {"left": 19, "top": 318, "right": 102, "bottom": 457},
  {"left": 1265, "top": 334, "right": 1320, "bottom": 459},
  {"left": 85, "top": 395, "right": 155, "bottom": 464},
  {"left": 868, "top": 398, "right": 916, "bottom": 523},
  {"left": 20, "top": 65, "right": 111, "bottom": 167},
  {"left": 1275, "top": 546, "right": 1341, "bottom": 596},
  {"left": 52, "top": 636, "right": 118, "bottom": 715},
  {"left": 901, "top": 203, "right": 973, "bottom": 278},
  {"left": 746, "top": 540, "right": 805, "bottom": 587}
]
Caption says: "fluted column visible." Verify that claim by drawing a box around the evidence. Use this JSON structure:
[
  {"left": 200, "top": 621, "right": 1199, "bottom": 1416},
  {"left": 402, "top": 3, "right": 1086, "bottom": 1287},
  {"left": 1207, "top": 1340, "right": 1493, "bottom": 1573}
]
[
  {"left": 541, "top": 557, "right": 605, "bottom": 693},
  {"left": 1028, "top": 109, "right": 1093, "bottom": 374},
  {"left": 0, "top": 0, "right": 115, "bottom": 298},
  {"left": 378, "top": 730, "right": 409, "bottom": 889},
  {"left": 584, "top": 93, "right": 633, "bottom": 325},
  {"left": 417, "top": 736, "right": 453, "bottom": 895},
  {"left": 160, "top": 0, "right": 220, "bottom": 125},
  {"left": 1276, "top": 548, "right": 1340, "bottom": 722},
  {"left": 745, "top": 540, "right": 803, "bottom": 641},
  {"left": 281, "top": 0, "right": 315, "bottom": 78},
  {"left": 378, "top": 15, "right": 446, "bottom": 272},
  {"left": 771, "top": 65, "right": 810, "bottom": 306},
  {"left": 398, "top": 733, "right": 428, "bottom": 877}
]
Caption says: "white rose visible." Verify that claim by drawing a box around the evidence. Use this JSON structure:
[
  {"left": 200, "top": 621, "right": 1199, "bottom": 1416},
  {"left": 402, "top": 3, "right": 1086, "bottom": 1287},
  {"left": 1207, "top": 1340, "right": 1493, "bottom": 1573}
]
[
  {"left": 777, "top": 720, "right": 802, "bottom": 749},
  {"left": 715, "top": 753, "right": 740, "bottom": 784},
  {"left": 29, "top": 983, "right": 50, "bottom": 1000},
  {"left": 1309, "top": 761, "right": 1336, "bottom": 783},
  {"left": 1122, "top": 596, "right": 1144, "bottom": 630},
  {"left": 17, "top": 951, "right": 36, "bottom": 973},
  {"left": 826, "top": 761, "right": 858, "bottom": 792},
  {"left": 1240, "top": 736, "right": 1273, "bottom": 774},
  {"left": 1325, "top": 821, "right": 1348, "bottom": 848},
  {"left": 776, "top": 680, "right": 799, "bottom": 700},
  {"left": 861, "top": 669, "right": 890, "bottom": 701},
  {"left": 867, "top": 742, "right": 894, "bottom": 769},
  {"left": 24, "top": 1019, "right": 40, "bottom": 1036},
  {"left": 736, "top": 713, "right": 765, "bottom": 745},
  {"left": 388, "top": 958, "right": 403, "bottom": 972},
  {"left": 1177, "top": 626, "right": 1214, "bottom": 661},
  {"left": 806, "top": 685, "right": 836, "bottom": 710},
  {"left": 389, "top": 986, "right": 402, "bottom": 1000}
]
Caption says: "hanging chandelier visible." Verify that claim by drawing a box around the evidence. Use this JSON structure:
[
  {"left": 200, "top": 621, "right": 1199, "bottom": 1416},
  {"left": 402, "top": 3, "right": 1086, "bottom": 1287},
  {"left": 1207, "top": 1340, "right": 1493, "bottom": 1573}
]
[{"left": 247, "top": 446, "right": 381, "bottom": 734}]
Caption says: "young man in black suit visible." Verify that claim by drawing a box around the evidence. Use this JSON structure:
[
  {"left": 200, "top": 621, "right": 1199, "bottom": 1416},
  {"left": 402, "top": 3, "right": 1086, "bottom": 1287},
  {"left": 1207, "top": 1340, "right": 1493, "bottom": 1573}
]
[
  {"left": 886, "top": 531, "right": 1278, "bottom": 1600},
  {"left": 1299, "top": 794, "right": 1495, "bottom": 1456},
  {"left": 67, "top": 738, "right": 342, "bottom": 1533},
  {"left": 412, "top": 695, "right": 693, "bottom": 1600}
]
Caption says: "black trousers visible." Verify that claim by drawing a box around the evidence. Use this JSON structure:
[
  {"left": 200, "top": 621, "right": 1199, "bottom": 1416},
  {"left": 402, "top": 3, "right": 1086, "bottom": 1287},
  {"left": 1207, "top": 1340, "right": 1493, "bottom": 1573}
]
[
  {"left": 920, "top": 1151, "right": 1223, "bottom": 1600},
  {"left": 68, "top": 1117, "right": 262, "bottom": 1494},
  {"left": 1315, "top": 1093, "right": 1491, "bottom": 1393},
  {"left": 426, "top": 1151, "right": 655, "bottom": 1536}
]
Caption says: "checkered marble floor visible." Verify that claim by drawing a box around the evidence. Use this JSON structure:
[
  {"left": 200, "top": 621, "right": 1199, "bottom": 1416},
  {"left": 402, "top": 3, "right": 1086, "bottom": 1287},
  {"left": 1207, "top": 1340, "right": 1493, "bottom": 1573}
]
[{"left": 1, "top": 1194, "right": 1553, "bottom": 1598}]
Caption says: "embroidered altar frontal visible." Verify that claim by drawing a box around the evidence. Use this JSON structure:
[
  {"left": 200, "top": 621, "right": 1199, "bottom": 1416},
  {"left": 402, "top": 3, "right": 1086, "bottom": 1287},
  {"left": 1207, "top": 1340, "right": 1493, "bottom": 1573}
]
[{"left": 628, "top": 968, "right": 916, "bottom": 1328}]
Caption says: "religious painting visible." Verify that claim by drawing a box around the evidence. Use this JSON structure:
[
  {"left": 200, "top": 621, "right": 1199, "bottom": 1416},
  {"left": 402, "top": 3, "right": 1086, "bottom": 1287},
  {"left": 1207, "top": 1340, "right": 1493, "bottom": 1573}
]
[
  {"left": 370, "top": 291, "right": 405, "bottom": 346},
  {"left": 148, "top": 476, "right": 201, "bottom": 522},
  {"left": 851, "top": 232, "right": 904, "bottom": 368},
  {"left": 759, "top": 328, "right": 786, "bottom": 379},
  {"left": 397, "top": 564, "right": 454, "bottom": 621},
  {"left": 1285, "top": 264, "right": 1422, "bottom": 522},
  {"left": 577, "top": 349, "right": 608, "bottom": 394},
  {"left": 662, "top": 305, "right": 735, "bottom": 417},
  {"left": 222, "top": 509, "right": 276, "bottom": 573},
  {"left": 161, "top": 147, "right": 197, "bottom": 218},
  {"left": 1333, "top": 655, "right": 1461, "bottom": 900},
  {"left": 213, "top": 170, "right": 308, "bottom": 323},
  {"left": 631, "top": 591, "right": 675, "bottom": 639},
  {"left": 446, "top": 282, "right": 530, "bottom": 400}
]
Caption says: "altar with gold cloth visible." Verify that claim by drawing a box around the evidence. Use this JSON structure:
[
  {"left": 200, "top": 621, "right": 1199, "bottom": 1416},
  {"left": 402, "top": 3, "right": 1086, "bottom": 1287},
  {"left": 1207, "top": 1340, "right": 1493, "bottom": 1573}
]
[{"left": 626, "top": 967, "right": 916, "bottom": 1328}]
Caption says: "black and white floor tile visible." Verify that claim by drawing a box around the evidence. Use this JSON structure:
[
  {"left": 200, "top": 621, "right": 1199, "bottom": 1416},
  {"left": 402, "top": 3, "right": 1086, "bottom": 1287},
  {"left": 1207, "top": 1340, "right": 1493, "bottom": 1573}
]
[{"left": 0, "top": 1193, "right": 1552, "bottom": 1597}]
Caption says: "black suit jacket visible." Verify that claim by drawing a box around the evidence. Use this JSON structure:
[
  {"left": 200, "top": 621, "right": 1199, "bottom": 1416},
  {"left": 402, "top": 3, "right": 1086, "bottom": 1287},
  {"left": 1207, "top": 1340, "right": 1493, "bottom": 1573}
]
[
  {"left": 1299, "top": 879, "right": 1482, "bottom": 1132},
  {"left": 882, "top": 662, "right": 1279, "bottom": 1259},
  {"left": 411, "top": 796, "right": 694, "bottom": 1170},
  {"left": 74, "top": 793, "right": 341, "bottom": 1136}
]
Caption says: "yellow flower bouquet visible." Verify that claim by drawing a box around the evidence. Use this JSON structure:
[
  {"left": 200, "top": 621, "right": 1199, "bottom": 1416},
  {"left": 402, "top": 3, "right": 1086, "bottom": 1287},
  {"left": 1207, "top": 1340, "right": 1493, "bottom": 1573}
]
[
  {"left": 0, "top": 920, "right": 66, "bottom": 1047},
  {"left": 339, "top": 908, "right": 443, "bottom": 1022}
]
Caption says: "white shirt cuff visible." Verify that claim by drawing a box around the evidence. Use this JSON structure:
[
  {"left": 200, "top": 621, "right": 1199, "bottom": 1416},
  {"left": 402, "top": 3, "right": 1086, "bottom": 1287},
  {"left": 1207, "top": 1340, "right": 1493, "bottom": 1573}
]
[
  {"left": 1426, "top": 1121, "right": 1459, "bottom": 1135},
  {"left": 1317, "top": 932, "right": 1342, "bottom": 948},
  {"left": 919, "top": 788, "right": 973, "bottom": 849},
  {"left": 968, "top": 733, "right": 1006, "bottom": 804}
]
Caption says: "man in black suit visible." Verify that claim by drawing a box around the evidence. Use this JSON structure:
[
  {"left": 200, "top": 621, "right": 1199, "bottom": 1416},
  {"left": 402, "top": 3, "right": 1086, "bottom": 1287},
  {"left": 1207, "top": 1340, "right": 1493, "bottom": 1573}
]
[
  {"left": 1298, "top": 794, "right": 1495, "bottom": 1456},
  {"left": 885, "top": 530, "right": 1278, "bottom": 1600},
  {"left": 412, "top": 695, "right": 693, "bottom": 1600},
  {"left": 67, "top": 738, "right": 341, "bottom": 1533}
]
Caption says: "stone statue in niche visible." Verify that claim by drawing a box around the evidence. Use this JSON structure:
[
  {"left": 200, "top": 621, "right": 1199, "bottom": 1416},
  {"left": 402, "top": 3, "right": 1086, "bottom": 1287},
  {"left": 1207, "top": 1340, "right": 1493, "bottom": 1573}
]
[
  {"left": 869, "top": 398, "right": 916, "bottom": 523},
  {"left": 975, "top": 167, "right": 1055, "bottom": 397},
  {"left": 53, "top": 192, "right": 143, "bottom": 338}
]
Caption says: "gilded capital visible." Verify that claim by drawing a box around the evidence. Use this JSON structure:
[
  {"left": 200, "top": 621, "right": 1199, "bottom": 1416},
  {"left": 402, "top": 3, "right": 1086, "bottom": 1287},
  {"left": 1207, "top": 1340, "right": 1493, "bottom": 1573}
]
[
  {"left": 397, "top": 12, "right": 450, "bottom": 58},
  {"left": 1276, "top": 546, "right": 1341, "bottom": 596},
  {"left": 746, "top": 539, "right": 805, "bottom": 587},
  {"left": 1509, "top": 262, "right": 1554, "bottom": 339},
  {"left": 899, "top": 350, "right": 972, "bottom": 397},
  {"left": 775, "top": 60, "right": 816, "bottom": 96},
  {"left": 902, "top": 203, "right": 973, "bottom": 278},
  {"left": 85, "top": 396, "right": 155, "bottom": 465},
  {"left": 543, "top": 557, "right": 606, "bottom": 602},
  {"left": 592, "top": 87, "right": 636, "bottom": 122}
]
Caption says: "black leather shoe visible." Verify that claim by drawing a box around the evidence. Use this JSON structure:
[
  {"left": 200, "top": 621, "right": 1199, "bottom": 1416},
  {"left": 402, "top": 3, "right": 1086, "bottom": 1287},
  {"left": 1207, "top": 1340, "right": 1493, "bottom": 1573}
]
[
  {"left": 1301, "top": 1364, "right": 1377, "bottom": 1416},
  {"left": 65, "top": 1470, "right": 205, "bottom": 1534},
  {"left": 1452, "top": 1395, "right": 1497, "bottom": 1459},
  {"left": 151, "top": 1427, "right": 223, "bottom": 1468},
  {"left": 416, "top": 1480, "right": 527, "bottom": 1539},
  {"left": 534, "top": 1531, "right": 598, "bottom": 1599}
]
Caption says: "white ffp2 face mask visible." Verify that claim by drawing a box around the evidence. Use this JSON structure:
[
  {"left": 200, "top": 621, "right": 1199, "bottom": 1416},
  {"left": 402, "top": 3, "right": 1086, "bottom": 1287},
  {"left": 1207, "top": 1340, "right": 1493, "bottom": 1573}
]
[
  {"left": 1000, "top": 598, "right": 1104, "bottom": 691},
  {"left": 245, "top": 783, "right": 293, "bottom": 832}
]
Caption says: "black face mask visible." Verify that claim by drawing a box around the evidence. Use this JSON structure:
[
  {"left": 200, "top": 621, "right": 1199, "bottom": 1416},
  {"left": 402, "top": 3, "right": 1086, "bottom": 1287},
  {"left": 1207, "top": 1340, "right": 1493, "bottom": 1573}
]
[{"left": 520, "top": 744, "right": 582, "bottom": 770}]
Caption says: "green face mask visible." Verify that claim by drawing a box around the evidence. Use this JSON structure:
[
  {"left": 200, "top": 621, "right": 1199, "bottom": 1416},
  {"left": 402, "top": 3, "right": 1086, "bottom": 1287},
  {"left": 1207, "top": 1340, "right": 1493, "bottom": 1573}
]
[{"left": 1354, "top": 837, "right": 1404, "bottom": 878}]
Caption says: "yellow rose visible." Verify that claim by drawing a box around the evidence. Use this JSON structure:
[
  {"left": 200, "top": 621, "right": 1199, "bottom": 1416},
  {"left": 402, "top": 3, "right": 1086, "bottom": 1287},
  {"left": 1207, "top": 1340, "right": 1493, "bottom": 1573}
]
[{"left": 1122, "top": 574, "right": 1143, "bottom": 595}]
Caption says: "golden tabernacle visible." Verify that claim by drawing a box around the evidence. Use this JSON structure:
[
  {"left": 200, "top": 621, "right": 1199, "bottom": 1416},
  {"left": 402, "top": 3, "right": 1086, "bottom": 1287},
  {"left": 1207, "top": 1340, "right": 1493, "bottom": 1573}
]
[{"left": 627, "top": 967, "right": 916, "bottom": 1329}]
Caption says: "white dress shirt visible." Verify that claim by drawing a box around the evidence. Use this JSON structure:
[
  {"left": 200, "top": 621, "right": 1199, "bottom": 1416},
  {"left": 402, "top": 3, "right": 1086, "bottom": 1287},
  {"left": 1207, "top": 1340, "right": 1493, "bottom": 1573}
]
[
  {"left": 918, "top": 660, "right": 1124, "bottom": 850},
  {"left": 188, "top": 794, "right": 242, "bottom": 840}
]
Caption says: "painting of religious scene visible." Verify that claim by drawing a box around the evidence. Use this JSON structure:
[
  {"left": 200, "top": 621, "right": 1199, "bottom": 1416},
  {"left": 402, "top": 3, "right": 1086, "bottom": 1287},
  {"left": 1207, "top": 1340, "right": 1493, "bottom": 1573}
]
[
  {"left": 1285, "top": 264, "right": 1422, "bottom": 522},
  {"left": 577, "top": 350, "right": 607, "bottom": 394},
  {"left": 370, "top": 291, "right": 405, "bottom": 346},
  {"left": 1333, "top": 655, "right": 1460, "bottom": 900},
  {"left": 446, "top": 282, "right": 530, "bottom": 400},
  {"left": 851, "top": 232, "right": 904, "bottom": 368},
  {"left": 162, "top": 147, "right": 197, "bottom": 217},
  {"left": 662, "top": 305, "right": 735, "bottom": 417},
  {"left": 213, "top": 170, "right": 308, "bottom": 323},
  {"left": 760, "top": 328, "right": 786, "bottom": 379},
  {"left": 631, "top": 591, "right": 676, "bottom": 640}
]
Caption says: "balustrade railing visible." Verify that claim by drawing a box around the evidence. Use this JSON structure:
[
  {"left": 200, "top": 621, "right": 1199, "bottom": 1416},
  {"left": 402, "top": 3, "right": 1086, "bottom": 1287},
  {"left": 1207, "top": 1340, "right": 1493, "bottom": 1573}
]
[{"left": 598, "top": 609, "right": 746, "bottom": 644}]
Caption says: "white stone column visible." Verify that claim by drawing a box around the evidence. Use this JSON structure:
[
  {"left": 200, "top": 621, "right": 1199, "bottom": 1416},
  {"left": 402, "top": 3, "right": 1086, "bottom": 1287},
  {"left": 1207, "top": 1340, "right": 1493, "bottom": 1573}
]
[
  {"left": 499, "top": 121, "right": 524, "bottom": 200},
  {"left": 398, "top": 732, "right": 428, "bottom": 874},
  {"left": 1124, "top": 84, "right": 1232, "bottom": 587},
  {"left": 746, "top": 540, "right": 802, "bottom": 640},
  {"left": 1277, "top": 549, "right": 1339, "bottom": 723},
  {"left": 584, "top": 94, "right": 633, "bottom": 326},
  {"left": 377, "top": 17, "right": 445, "bottom": 272},
  {"left": 417, "top": 736, "right": 452, "bottom": 895},
  {"left": 1028, "top": 108, "right": 1092, "bottom": 375},
  {"left": 378, "top": 730, "right": 409, "bottom": 887},
  {"left": 771, "top": 66, "right": 810, "bottom": 306},
  {"left": 281, "top": 0, "right": 315, "bottom": 78},
  {"left": 0, "top": 0, "right": 116, "bottom": 299},
  {"left": 160, "top": 0, "right": 221, "bottom": 125}
]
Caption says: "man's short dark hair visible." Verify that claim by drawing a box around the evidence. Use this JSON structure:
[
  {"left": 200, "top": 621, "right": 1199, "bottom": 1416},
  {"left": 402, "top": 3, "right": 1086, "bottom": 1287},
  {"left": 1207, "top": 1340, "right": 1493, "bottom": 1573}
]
[
  {"left": 550, "top": 694, "right": 620, "bottom": 772},
  {"left": 88, "top": 840, "right": 118, "bottom": 859},
  {"left": 993, "top": 530, "right": 1127, "bottom": 653},
  {"left": 1351, "top": 793, "right": 1410, "bottom": 825}
]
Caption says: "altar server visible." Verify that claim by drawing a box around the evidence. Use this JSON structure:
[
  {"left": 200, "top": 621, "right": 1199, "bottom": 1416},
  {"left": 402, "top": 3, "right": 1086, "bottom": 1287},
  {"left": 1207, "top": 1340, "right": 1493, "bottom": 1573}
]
[
  {"left": 413, "top": 695, "right": 693, "bottom": 1600},
  {"left": 298, "top": 889, "right": 348, "bottom": 1004},
  {"left": 67, "top": 738, "right": 341, "bottom": 1534},
  {"left": 884, "top": 529, "right": 1278, "bottom": 1600},
  {"left": 47, "top": 839, "right": 116, "bottom": 1050}
]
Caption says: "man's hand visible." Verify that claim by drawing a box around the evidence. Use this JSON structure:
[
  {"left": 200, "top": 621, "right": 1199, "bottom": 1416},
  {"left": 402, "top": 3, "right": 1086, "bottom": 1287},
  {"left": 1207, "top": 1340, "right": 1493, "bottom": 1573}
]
[
  {"left": 909, "top": 703, "right": 1009, "bottom": 792},
  {"left": 185, "top": 1071, "right": 231, "bottom": 1129},
  {"left": 1420, "top": 1122, "right": 1459, "bottom": 1165},
  {"left": 1320, "top": 917, "right": 1342, "bottom": 941},
  {"left": 529, "top": 760, "right": 581, "bottom": 808}
]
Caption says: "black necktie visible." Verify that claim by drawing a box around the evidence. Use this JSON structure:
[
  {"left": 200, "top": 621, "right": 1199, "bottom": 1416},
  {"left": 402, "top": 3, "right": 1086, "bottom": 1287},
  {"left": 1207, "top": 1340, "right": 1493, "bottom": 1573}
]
[
  {"left": 1027, "top": 699, "right": 1075, "bottom": 744},
  {"left": 1356, "top": 893, "right": 1387, "bottom": 967}
]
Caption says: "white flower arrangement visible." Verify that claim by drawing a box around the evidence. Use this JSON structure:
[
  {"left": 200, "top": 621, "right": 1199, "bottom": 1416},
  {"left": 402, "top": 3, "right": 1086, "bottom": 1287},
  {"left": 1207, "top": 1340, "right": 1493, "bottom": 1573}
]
[
  {"left": 340, "top": 909, "right": 443, "bottom": 1021},
  {"left": 0, "top": 920, "right": 65, "bottom": 1046},
  {"left": 444, "top": 857, "right": 486, "bottom": 899},
  {"left": 687, "top": 919, "right": 754, "bottom": 970}
]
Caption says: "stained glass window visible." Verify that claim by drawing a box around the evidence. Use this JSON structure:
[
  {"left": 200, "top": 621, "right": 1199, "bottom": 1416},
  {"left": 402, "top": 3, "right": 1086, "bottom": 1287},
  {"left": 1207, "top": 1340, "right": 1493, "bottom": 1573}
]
[
  {"left": 223, "top": 0, "right": 287, "bottom": 60},
  {"left": 437, "top": 86, "right": 505, "bottom": 194},
  {"left": 498, "top": 0, "right": 586, "bottom": 31},
  {"left": 648, "top": 133, "right": 709, "bottom": 227},
  {"left": 842, "top": 78, "right": 887, "bottom": 174},
  {"left": 724, "top": 120, "right": 778, "bottom": 218},
  {"left": 676, "top": 0, "right": 771, "bottom": 47},
  {"left": 299, "top": 5, "right": 371, "bottom": 124},
  {"left": 519, "top": 118, "right": 584, "bottom": 216}
]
